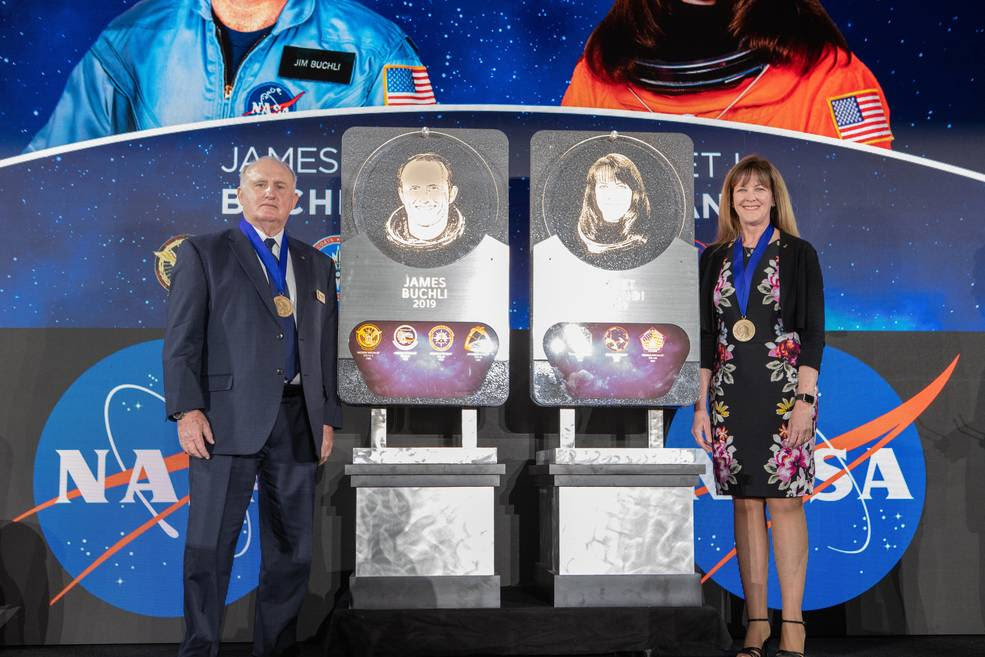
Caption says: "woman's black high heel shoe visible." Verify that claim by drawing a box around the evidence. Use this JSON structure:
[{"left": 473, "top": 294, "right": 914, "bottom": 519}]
[
  {"left": 775, "top": 618, "right": 806, "bottom": 657},
  {"left": 736, "top": 618, "right": 771, "bottom": 657}
]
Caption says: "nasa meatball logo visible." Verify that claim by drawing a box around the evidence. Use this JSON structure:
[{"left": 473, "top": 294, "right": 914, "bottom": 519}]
[
  {"left": 19, "top": 341, "right": 259, "bottom": 616},
  {"left": 242, "top": 82, "right": 304, "bottom": 116},
  {"left": 667, "top": 347, "right": 954, "bottom": 610}
]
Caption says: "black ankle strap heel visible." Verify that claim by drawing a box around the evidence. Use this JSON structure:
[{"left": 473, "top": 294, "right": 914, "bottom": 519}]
[
  {"left": 775, "top": 619, "right": 806, "bottom": 657},
  {"left": 737, "top": 618, "right": 771, "bottom": 657}
]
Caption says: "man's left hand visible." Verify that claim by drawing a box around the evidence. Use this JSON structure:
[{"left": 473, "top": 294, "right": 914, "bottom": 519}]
[
  {"left": 320, "top": 426, "right": 334, "bottom": 465},
  {"left": 784, "top": 400, "right": 815, "bottom": 448}
]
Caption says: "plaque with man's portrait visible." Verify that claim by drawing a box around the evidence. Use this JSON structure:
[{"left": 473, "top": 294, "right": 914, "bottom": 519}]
[
  {"left": 530, "top": 130, "right": 698, "bottom": 407},
  {"left": 339, "top": 127, "right": 509, "bottom": 406}
]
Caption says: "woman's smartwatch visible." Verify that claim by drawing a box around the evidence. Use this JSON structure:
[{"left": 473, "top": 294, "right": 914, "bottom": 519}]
[{"left": 794, "top": 392, "right": 816, "bottom": 405}]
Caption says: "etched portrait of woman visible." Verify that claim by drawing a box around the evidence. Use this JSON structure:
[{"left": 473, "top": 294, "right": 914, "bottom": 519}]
[{"left": 577, "top": 153, "right": 651, "bottom": 255}]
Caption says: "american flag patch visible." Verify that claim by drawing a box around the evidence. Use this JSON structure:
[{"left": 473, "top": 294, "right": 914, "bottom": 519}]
[
  {"left": 383, "top": 65, "right": 436, "bottom": 105},
  {"left": 827, "top": 89, "right": 892, "bottom": 144}
]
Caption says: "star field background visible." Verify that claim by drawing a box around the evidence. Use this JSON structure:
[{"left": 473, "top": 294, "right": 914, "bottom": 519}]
[
  {"left": 1, "top": 1, "right": 983, "bottom": 331},
  {"left": 0, "top": 109, "right": 983, "bottom": 330},
  {"left": 667, "top": 346, "right": 928, "bottom": 611},
  {"left": 0, "top": 0, "right": 983, "bottom": 170},
  {"left": 0, "top": 4, "right": 983, "bottom": 641}
]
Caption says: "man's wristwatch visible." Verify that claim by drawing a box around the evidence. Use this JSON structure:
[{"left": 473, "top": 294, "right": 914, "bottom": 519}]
[
  {"left": 170, "top": 411, "right": 188, "bottom": 421},
  {"left": 794, "top": 392, "right": 816, "bottom": 405}
]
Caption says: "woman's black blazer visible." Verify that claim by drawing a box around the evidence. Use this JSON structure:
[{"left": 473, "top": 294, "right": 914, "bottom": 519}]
[{"left": 698, "top": 229, "right": 825, "bottom": 371}]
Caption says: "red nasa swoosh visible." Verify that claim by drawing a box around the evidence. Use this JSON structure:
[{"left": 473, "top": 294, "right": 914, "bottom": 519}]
[
  {"left": 241, "top": 91, "right": 306, "bottom": 116},
  {"left": 48, "top": 496, "right": 189, "bottom": 606},
  {"left": 14, "top": 452, "right": 191, "bottom": 606},
  {"left": 697, "top": 354, "right": 958, "bottom": 584},
  {"left": 17, "top": 355, "right": 958, "bottom": 604},
  {"left": 13, "top": 452, "right": 189, "bottom": 523}
]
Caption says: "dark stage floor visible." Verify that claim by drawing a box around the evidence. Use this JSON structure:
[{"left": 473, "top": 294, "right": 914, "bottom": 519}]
[{"left": 2, "top": 636, "right": 985, "bottom": 657}]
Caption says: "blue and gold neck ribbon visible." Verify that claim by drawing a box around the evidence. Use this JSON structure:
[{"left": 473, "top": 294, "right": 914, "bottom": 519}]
[
  {"left": 731, "top": 226, "right": 774, "bottom": 317},
  {"left": 239, "top": 218, "right": 289, "bottom": 296}
]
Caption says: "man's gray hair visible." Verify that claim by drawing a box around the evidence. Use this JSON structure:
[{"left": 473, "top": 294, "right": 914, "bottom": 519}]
[{"left": 239, "top": 155, "right": 297, "bottom": 187}]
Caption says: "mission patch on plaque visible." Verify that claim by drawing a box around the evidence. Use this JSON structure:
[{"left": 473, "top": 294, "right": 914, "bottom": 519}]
[
  {"left": 529, "top": 130, "right": 699, "bottom": 406},
  {"left": 338, "top": 127, "right": 510, "bottom": 405},
  {"left": 543, "top": 322, "right": 689, "bottom": 399},
  {"left": 349, "top": 321, "right": 498, "bottom": 398}
]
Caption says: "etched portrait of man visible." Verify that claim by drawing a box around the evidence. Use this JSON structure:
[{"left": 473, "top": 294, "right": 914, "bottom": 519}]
[{"left": 385, "top": 153, "right": 465, "bottom": 251}]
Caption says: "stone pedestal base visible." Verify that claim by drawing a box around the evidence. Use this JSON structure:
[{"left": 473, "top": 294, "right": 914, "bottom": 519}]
[
  {"left": 345, "top": 449, "right": 505, "bottom": 609},
  {"left": 535, "top": 566, "right": 702, "bottom": 607},
  {"left": 532, "top": 448, "right": 704, "bottom": 608},
  {"left": 349, "top": 574, "right": 501, "bottom": 609}
]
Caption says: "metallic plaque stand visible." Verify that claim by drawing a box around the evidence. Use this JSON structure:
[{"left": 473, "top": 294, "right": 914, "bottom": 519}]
[
  {"left": 531, "top": 407, "right": 704, "bottom": 607},
  {"left": 345, "top": 407, "right": 505, "bottom": 609}
]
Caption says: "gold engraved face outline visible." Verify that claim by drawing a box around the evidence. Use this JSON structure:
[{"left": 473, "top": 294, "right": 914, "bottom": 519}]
[
  {"left": 603, "top": 325, "right": 630, "bottom": 352},
  {"left": 640, "top": 327, "right": 666, "bottom": 353},
  {"left": 428, "top": 324, "right": 454, "bottom": 352},
  {"left": 392, "top": 324, "right": 419, "bottom": 350},
  {"left": 355, "top": 323, "right": 383, "bottom": 351}
]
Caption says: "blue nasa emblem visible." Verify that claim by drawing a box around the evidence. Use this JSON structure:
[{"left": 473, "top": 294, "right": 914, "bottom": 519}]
[
  {"left": 667, "top": 347, "right": 927, "bottom": 610},
  {"left": 31, "top": 340, "right": 260, "bottom": 616},
  {"left": 242, "top": 82, "right": 304, "bottom": 116}
]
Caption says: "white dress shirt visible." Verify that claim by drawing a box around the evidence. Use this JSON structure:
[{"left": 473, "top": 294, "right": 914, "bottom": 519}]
[{"left": 251, "top": 225, "right": 300, "bottom": 384}]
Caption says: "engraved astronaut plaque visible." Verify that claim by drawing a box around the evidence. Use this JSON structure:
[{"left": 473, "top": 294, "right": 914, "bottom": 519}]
[
  {"left": 339, "top": 127, "right": 509, "bottom": 405},
  {"left": 530, "top": 130, "right": 698, "bottom": 406}
]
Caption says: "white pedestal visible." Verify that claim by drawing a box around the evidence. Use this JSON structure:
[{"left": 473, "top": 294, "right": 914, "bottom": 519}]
[
  {"left": 533, "top": 447, "right": 705, "bottom": 607},
  {"left": 346, "top": 447, "right": 504, "bottom": 609}
]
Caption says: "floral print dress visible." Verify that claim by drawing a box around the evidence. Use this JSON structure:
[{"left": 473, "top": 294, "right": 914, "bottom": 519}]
[{"left": 710, "top": 242, "right": 815, "bottom": 497}]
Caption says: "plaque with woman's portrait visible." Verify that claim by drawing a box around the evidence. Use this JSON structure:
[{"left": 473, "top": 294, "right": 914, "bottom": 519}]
[
  {"left": 530, "top": 130, "right": 699, "bottom": 406},
  {"left": 339, "top": 127, "right": 509, "bottom": 406}
]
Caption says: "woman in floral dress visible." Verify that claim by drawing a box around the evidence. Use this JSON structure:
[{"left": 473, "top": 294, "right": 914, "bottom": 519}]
[{"left": 693, "top": 156, "right": 824, "bottom": 657}]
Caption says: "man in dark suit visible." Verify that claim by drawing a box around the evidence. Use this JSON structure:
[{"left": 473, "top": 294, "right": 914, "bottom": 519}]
[{"left": 164, "top": 155, "right": 342, "bottom": 657}]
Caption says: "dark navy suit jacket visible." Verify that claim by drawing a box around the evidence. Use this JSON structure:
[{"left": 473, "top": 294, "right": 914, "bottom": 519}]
[{"left": 163, "top": 226, "right": 343, "bottom": 456}]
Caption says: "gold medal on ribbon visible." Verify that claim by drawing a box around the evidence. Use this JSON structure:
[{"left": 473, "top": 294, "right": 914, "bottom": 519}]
[
  {"left": 732, "top": 318, "right": 755, "bottom": 342},
  {"left": 273, "top": 295, "right": 293, "bottom": 318}
]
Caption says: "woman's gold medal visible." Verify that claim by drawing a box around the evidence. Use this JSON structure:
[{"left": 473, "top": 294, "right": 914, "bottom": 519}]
[{"left": 732, "top": 318, "right": 755, "bottom": 342}]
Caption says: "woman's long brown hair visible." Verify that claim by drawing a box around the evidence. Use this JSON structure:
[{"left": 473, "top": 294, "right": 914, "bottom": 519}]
[
  {"left": 584, "top": 0, "right": 850, "bottom": 81},
  {"left": 715, "top": 155, "right": 799, "bottom": 245}
]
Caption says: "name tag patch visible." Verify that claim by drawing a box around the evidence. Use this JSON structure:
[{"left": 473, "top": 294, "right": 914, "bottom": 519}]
[{"left": 279, "top": 46, "right": 354, "bottom": 84}]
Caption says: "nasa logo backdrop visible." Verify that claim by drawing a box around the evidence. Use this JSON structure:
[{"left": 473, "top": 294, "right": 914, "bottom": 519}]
[
  {"left": 529, "top": 130, "right": 698, "bottom": 407},
  {"left": 667, "top": 347, "right": 927, "bottom": 610},
  {"left": 29, "top": 340, "right": 259, "bottom": 617},
  {"left": 337, "top": 126, "right": 510, "bottom": 406}
]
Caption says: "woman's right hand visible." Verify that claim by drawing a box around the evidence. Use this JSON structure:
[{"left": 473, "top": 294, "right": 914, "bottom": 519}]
[{"left": 691, "top": 408, "right": 712, "bottom": 453}]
